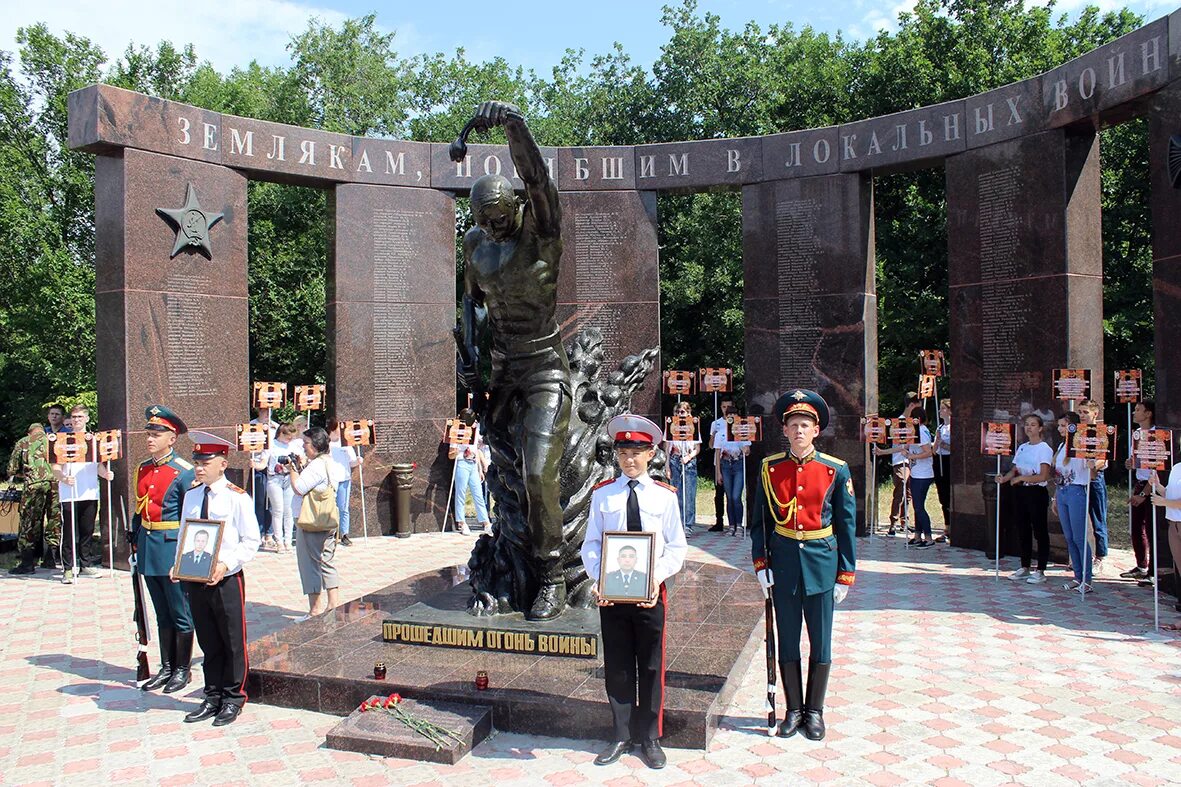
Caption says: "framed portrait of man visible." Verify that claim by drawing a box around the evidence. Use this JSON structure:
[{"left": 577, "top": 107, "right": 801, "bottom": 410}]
[
  {"left": 598, "top": 531, "right": 656, "bottom": 604},
  {"left": 172, "top": 519, "right": 226, "bottom": 583}
]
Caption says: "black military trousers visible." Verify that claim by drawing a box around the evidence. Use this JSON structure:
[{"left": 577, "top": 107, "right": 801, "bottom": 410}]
[
  {"left": 599, "top": 587, "right": 666, "bottom": 743},
  {"left": 185, "top": 571, "right": 249, "bottom": 707}
]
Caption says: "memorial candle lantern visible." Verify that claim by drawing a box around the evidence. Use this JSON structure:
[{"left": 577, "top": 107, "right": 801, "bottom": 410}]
[
  {"left": 475, "top": 670, "right": 489, "bottom": 691},
  {"left": 373, "top": 661, "right": 386, "bottom": 680}
]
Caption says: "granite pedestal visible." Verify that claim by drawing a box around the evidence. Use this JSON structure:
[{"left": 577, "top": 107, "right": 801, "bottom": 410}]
[{"left": 247, "top": 560, "right": 762, "bottom": 749}]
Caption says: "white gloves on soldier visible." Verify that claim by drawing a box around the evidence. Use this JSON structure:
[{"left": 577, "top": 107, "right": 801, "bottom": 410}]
[
  {"left": 833, "top": 584, "right": 849, "bottom": 604},
  {"left": 756, "top": 568, "right": 774, "bottom": 598}
]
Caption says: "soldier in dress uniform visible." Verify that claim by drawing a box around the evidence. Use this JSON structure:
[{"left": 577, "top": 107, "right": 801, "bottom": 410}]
[
  {"left": 581, "top": 414, "right": 687, "bottom": 770},
  {"left": 750, "top": 389, "right": 856, "bottom": 741},
  {"left": 175, "top": 432, "right": 260, "bottom": 727},
  {"left": 132, "top": 405, "right": 197, "bottom": 693},
  {"left": 7, "top": 424, "right": 60, "bottom": 574}
]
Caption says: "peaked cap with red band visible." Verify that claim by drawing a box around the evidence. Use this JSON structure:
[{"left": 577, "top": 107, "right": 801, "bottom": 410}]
[
  {"left": 772, "top": 388, "right": 830, "bottom": 432},
  {"left": 608, "top": 414, "right": 662, "bottom": 448},
  {"left": 188, "top": 430, "right": 233, "bottom": 459},
  {"left": 144, "top": 404, "right": 187, "bottom": 435}
]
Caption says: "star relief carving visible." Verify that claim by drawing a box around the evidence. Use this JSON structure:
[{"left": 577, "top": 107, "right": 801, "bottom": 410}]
[{"left": 155, "top": 183, "right": 224, "bottom": 259}]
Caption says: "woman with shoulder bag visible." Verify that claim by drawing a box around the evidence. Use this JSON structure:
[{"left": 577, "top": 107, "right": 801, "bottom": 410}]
[{"left": 287, "top": 427, "right": 340, "bottom": 619}]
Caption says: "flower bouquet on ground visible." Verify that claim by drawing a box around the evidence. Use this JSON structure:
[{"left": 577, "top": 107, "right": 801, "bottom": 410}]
[{"left": 358, "top": 694, "right": 466, "bottom": 751}]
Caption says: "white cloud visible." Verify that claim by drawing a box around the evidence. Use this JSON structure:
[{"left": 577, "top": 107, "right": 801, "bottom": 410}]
[
  {"left": 845, "top": 0, "right": 917, "bottom": 41},
  {"left": 0, "top": 0, "right": 352, "bottom": 74}
]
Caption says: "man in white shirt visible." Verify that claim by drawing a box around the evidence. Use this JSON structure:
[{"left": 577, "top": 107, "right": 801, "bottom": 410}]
[
  {"left": 249, "top": 408, "right": 279, "bottom": 547},
  {"left": 582, "top": 414, "right": 686, "bottom": 770},
  {"left": 887, "top": 393, "right": 921, "bottom": 536},
  {"left": 53, "top": 405, "right": 114, "bottom": 582},
  {"left": 710, "top": 399, "right": 751, "bottom": 536},
  {"left": 173, "top": 432, "right": 260, "bottom": 727},
  {"left": 327, "top": 421, "right": 361, "bottom": 545}
]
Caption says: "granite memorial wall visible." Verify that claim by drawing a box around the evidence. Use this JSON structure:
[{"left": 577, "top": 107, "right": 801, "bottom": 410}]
[{"left": 68, "top": 9, "right": 1181, "bottom": 546}]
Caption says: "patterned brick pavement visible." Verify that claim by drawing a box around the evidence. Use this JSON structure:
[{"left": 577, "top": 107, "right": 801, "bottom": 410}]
[{"left": 1, "top": 527, "right": 1179, "bottom": 785}]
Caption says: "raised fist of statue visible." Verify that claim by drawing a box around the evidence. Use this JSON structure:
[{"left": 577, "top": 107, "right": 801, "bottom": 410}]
[{"left": 474, "top": 101, "right": 523, "bottom": 131}]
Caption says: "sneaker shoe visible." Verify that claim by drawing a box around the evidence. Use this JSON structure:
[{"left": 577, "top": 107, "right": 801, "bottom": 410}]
[
  {"left": 1092, "top": 558, "right": 1104, "bottom": 575},
  {"left": 915, "top": 540, "right": 933, "bottom": 549},
  {"left": 1137, "top": 577, "right": 1156, "bottom": 588},
  {"left": 1062, "top": 579, "right": 1080, "bottom": 590},
  {"left": 1078, "top": 583, "right": 1094, "bottom": 594},
  {"left": 1009, "top": 567, "right": 1031, "bottom": 580},
  {"left": 934, "top": 535, "right": 947, "bottom": 544},
  {"left": 907, "top": 538, "right": 920, "bottom": 546},
  {"left": 79, "top": 566, "right": 101, "bottom": 578},
  {"left": 8, "top": 563, "right": 36, "bottom": 575},
  {"left": 1026, "top": 570, "right": 1047, "bottom": 584},
  {"left": 61, "top": 570, "right": 74, "bottom": 585},
  {"left": 339, "top": 534, "right": 353, "bottom": 546},
  {"left": 887, "top": 528, "right": 897, "bottom": 536},
  {"left": 1120, "top": 566, "right": 1148, "bottom": 579},
  {"left": 708, "top": 524, "right": 724, "bottom": 533}
]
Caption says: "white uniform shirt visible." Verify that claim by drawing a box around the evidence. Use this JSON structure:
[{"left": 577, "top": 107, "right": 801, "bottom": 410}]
[
  {"left": 710, "top": 418, "right": 750, "bottom": 458},
  {"left": 581, "top": 473, "right": 687, "bottom": 590},
  {"left": 327, "top": 440, "right": 358, "bottom": 484},
  {"left": 1054, "top": 444, "right": 1090, "bottom": 487},
  {"left": 180, "top": 476, "right": 261, "bottom": 575},
  {"left": 59, "top": 461, "right": 101, "bottom": 502},
  {"left": 936, "top": 423, "right": 951, "bottom": 456}
]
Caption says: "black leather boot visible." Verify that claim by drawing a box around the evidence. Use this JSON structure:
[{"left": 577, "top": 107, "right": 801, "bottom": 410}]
[
  {"left": 777, "top": 660, "right": 804, "bottom": 737},
  {"left": 142, "top": 628, "right": 176, "bottom": 691},
  {"left": 163, "top": 631, "right": 194, "bottom": 693},
  {"left": 529, "top": 581, "right": 567, "bottom": 621},
  {"left": 801, "top": 661, "right": 831, "bottom": 741}
]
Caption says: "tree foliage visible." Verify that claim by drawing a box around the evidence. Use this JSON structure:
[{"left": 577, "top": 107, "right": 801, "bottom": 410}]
[{"left": 0, "top": 0, "right": 1155, "bottom": 448}]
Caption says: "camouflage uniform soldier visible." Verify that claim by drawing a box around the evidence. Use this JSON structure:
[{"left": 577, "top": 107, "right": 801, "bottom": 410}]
[{"left": 7, "top": 424, "right": 60, "bottom": 574}]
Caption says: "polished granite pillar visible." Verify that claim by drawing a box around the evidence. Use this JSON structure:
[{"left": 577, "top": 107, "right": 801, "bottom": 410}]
[
  {"left": 946, "top": 128, "right": 1103, "bottom": 554},
  {"left": 328, "top": 185, "right": 456, "bottom": 534}
]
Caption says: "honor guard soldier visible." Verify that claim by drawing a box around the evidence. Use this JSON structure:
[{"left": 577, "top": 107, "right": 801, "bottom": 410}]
[
  {"left": 133, "top": 406, "right": 197, "bottom": 693},
  {"left": 175, "top": 432, "right": 260, "bottom": 727},
  {"left": 581, "top": 414, "right": 687, "bottom": 770},
  {"left": 750, "top": 389, "right": 856, "bottom": 741}
]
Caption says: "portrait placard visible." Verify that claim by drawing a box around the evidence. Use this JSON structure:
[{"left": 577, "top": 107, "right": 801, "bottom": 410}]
[
  {"left": 1065, "top": 423, "right": 1117, "bottom": 462},
  {"left": 919, "top": 349, "right": 945, "bottom": 377},
  {"left": 47, "top": 432, "right": 89, "bottom": 464},
  {"left": 294, "top": 384, "right": 326, "bottom": 412},
  {"left": 887, "top": 417, "right": 918, "bottom": 446},
  {"left": 253, "top": 381, "right": 287, "bottom": 409},
  {"left": 93, "top": 429, "right": 123, "bottom": 463},
  {"left": 236, "top": 423, "right": 271, "bottom": 453},
  {"left": 171, "top": 518, "right": 225, "bottom": 583},
  {"left": 340, "top": 419, "right": 374, "bottom": 447},
  {"left": 1132, "top": 428, "right": 1173, "bottom": 471},
  {"left": 662, "top": 370, "right": 696, "bottom": 396},
  {"left": 727, "top": 415, "right": 762, "bottom": 442},
  {"left": 981, "top": 422, "right": 1016, "bottom": 457},
  {"left": 1114, "top": 369, "right": 1142, "bottom": 404},
  {"left": 919, "top": 374, "right": 937, "bottom": 400},
  {"left": 1052, "top": 369, "right": 1091, "bottom": 401},
  {"left": 665, "top": 415, "right": 700, "bottom": 443},
  {"left": 860, "top": 415, "right": 888, "bottom": 445},
  {"left": 598, "top": 531, "right": 656, "bottom": 604},
  {"left": 698, "top": 367, "right": 733, "bottom": 393},
  {"left": 445, "top": 419, "right": 475, "bottom": 446}
]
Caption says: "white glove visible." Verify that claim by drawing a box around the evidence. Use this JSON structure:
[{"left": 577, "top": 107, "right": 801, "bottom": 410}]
[
  {"left": 756, "top": 568, "right": 774, "bottom": 598},
  {"left": 833, "top": 584, "right": 849, "bottom": 605}
]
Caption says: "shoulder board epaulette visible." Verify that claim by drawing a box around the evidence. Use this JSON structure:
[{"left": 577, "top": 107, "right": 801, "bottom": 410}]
[
  {"left": 174, "top": 457, "right": 194, "bottom": 470},
  {"left": 227, "top": 482, "right": 246, "bottom": 494},
  {"left": 190, "top": 479, "right": 202, "bottom": 488},
  {"left": 816, "top": 452, "right": 848, "bottom": 468},
  {"left": 762, "top": 452, "right": 787, "bottom": 465},
  {"left": 654, "top": 480, "right": 677, "bottom": 493},
  {"left": 138, "top": 457, "right": 154, "bottom": 468},
  {"left": 592, "top": 478, "right": 614, "bottom": 491}
]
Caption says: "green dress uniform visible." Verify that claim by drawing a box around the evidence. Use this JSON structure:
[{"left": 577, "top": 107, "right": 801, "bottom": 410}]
[
  {"left": 131, "top": 406, "right": 197, "bottom": 693},
  {"left": 7, "top": 428, "right": 61, "bottom": 572},
  {"left": 749, "top": 389, "right": 856, "bottom": 741}
]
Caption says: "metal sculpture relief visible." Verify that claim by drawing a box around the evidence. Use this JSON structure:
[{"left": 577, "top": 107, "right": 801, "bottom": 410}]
[{"left": 156, "top": 183, "right": 224, "bottom": 259}]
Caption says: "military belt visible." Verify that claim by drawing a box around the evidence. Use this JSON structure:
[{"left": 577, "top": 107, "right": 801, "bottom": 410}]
[
  {"left": 141, "top": 520, "right": 180, "bottom": 531},
  {"left": 774, "top": 525, "right": 833, "bottom": 541}
]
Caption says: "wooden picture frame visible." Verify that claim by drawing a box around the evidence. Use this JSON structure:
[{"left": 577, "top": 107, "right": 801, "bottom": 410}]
[
  {"left": 172, "top": 518, "right": 226, "bottom": 583},
  {"left": 599, "top": 531, "right": 657, "bottom": 604}
]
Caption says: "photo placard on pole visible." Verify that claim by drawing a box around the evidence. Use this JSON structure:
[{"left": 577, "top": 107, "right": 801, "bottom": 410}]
[
  {"left": 860, "top": 415, "right": 888, "bottom": 445},
  {"left": 340, "top": 419, "right": 375, "bottom": 447},
  {"left": 665, "top": 415, "right": 700, "bottom": 443},
  {"left": 886, "top": 416, "right": 919, "bottom": 447},
  {"left": 93, "top": 430, "right": 123, "bottom": 463},
  {"left": 445, "top": 419, "right": 476, "bottom": 446},
  {"left": 253, "top": 381, "right": 287, "bottom": 409},
  {"left": 1132, "top": 428, "right": 1173, "bottom": 471},
  {"left": 1114, "top": 369, "right": 1142, "bottom": 403},
  {"left": 1052, "top": 368, "right": 1091, "bottom": 402},
  {"left": 919, "top": 349, "right": 945, "bottom": 377},
  {"left": 698, "top": 367, "right": 733, "bottom": 393},
  {"left": 662, "top": 370, "right": 696, "bottom": 396},
  {"left": 1065, "top": 422, "right": 1117, "bottom": 462},
  {"left": 236, "top": 423, "right": 271, "bottom": 453},
  {"left": 727, "top": 416, "right": 762, "bottom": 442},
  {"left": 919, "top": 374, "right": 936, "bottom": 400},
  {"left": 47, "top": 432, "right": 90, "bottom": 464},
  {"left": 294, "top": 384, "right": 326, "bottom": 412},
  {"left": 980, "top": 422, "right": 1016, "bottom": 456}
]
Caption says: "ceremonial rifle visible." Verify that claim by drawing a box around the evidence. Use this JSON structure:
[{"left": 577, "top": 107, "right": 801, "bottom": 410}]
[{"left": 122, "top": 496, "right": 151, "bottom": 685}]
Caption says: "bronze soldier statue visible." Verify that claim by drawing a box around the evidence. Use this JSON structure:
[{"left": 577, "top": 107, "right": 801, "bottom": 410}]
[{"left": 457, "top": 101, "right": 571, "bottom": 620}]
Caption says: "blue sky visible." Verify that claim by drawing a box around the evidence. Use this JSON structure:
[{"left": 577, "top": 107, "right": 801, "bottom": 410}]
[{"left": 0, "top": 0, "right": 1174, "bottom": 77}]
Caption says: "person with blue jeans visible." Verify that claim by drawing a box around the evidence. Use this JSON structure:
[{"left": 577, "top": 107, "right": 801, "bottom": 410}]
[
  {"left": 1052, "top": 411, "right": 1093, "bottom": 591},
  {"left": 711, "top": 401, "right": 750, "bottom": 536},
  {"left": 328, "top": 423, "right": 361, "bottom": 545},
  {"left": 876, "top": 409, "right": 936, "bottom": 547},
  {"left": 450, "top": 409, "right": 490, "bottom": 535},
  {"left": 664, "top": 401, "right": 700, "bottom": 537},
  {"left": 249, "top": 409, "right": 278, "bottom": 549},
  {"left": 1078, "top": 400, "right": 1109, "bottom": 572}
]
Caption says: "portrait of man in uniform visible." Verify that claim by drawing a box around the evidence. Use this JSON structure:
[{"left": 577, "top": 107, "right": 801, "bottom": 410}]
[
  {"left": 599, "top": 533, "right": 655, "bottom": 602},
  {"left": 172, "top": 520, "right": 223, "bottom": 583}
]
